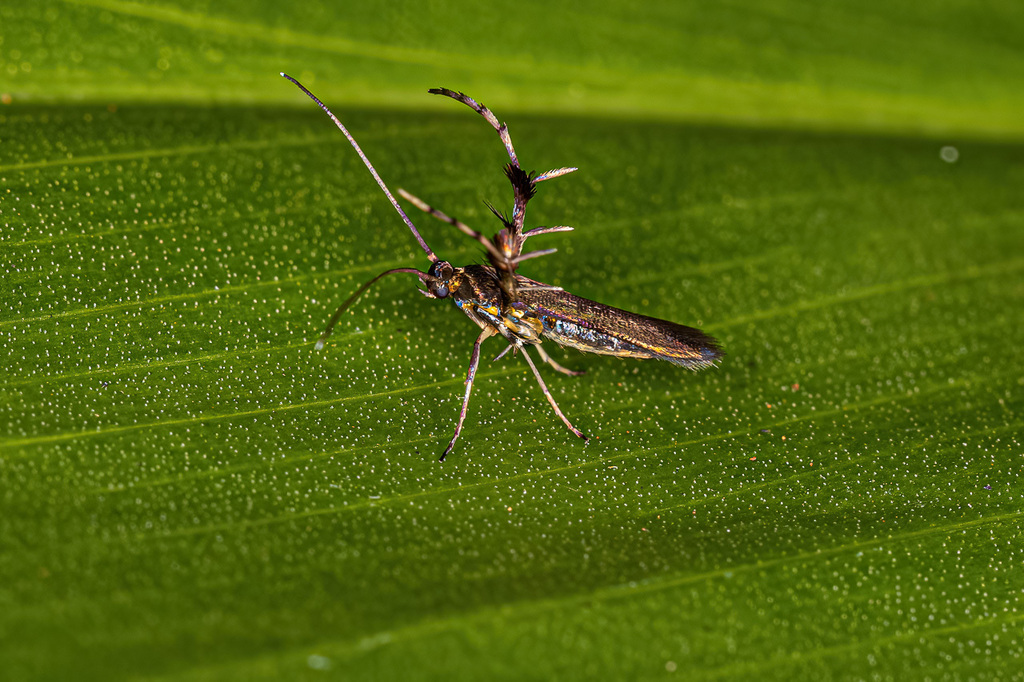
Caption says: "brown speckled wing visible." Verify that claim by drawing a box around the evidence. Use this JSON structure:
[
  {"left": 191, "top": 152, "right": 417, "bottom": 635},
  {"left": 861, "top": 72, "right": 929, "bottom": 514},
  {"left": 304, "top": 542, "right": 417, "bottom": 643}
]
[{"left": 516, "top": 283, "right": 723, "bottom": 370}]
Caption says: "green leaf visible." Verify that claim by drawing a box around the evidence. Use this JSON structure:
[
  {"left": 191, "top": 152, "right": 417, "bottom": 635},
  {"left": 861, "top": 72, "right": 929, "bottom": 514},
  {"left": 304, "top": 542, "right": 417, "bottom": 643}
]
[
  {"left": 5, "top": 0, "right": 1024, "bottom": 135},
  {"left": 2, "top": 1, "right": 1022, "bottom": 681}
]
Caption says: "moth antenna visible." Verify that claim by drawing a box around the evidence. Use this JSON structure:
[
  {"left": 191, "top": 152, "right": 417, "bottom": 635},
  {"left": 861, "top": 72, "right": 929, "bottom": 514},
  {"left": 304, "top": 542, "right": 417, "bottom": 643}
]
[
  {"left": 315, "top": 268, "right": 431, "bottom": 350},
  {"left": 281, "top": 73, "right": 438, "bottom": 263}
]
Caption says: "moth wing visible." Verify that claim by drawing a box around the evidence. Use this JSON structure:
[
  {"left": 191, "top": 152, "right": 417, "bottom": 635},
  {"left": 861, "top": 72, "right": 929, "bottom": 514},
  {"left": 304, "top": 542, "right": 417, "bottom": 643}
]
[{"left": 515, "top": 278, "right": 723, "bottom": 370}]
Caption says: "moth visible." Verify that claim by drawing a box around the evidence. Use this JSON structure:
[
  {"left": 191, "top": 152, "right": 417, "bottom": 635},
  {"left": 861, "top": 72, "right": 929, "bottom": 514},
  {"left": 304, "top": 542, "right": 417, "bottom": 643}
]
[{"left": 282, "top": 74, "right": 723, "bottom": 460}]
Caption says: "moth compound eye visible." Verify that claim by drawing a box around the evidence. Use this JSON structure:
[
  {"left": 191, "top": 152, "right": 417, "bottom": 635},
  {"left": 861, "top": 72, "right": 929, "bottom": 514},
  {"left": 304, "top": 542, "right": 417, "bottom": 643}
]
[
  {"left": 429, "top": 261, "right": 454, "bottom": 280},
  {"left": 427, "top": 261, "right": 454, "bottom": 298}
]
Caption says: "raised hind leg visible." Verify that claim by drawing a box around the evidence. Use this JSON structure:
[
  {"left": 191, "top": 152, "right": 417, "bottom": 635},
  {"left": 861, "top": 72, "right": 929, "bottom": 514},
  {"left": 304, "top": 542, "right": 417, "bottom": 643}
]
[
  {"left": 427, "top": 88, "right": 577, "bottom": 236},
  {"left": 427, "top": 88, "right": 521, "bottom": 167},
  {"left": 426, "top": 89, "right": 579, "bottom": 186},
  {"left": 399, "top": 188, "right": 559, "bottom": 269}
]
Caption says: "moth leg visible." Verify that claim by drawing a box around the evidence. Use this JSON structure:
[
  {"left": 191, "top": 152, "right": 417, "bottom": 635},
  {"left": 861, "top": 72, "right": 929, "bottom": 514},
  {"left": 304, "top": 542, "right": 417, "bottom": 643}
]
[
  {"left": 534, "top": 167, "right": 578, "bottom": 183},
  {"left": 523, "top": 224, "right": 574, "bottom": 238},
  {"left": 512, "top": 248, "right": 557, "bottom": 265},
  {"left": 517, "top": 283, "right": 563, "bottom": 292},
  {"left": 397, "top": 188, "right": 506, "bottom": 264},
  {"left": 441, "top": 328, "right": 495, "bottom": 461},
  {"left": 535, "top": 344, "right": 585, "bottom": 377},
  {"left": 428, "top": 88, "right": 520, "bottom": 168},
  {"left": 426, "top": 89, "right": 532, "bottom": 240},
  {"left": 520, "top": 346, "right": 588, "bottom": 441},
  {"left": 492, "top": 343, "right": 515, "bottom": 363}
]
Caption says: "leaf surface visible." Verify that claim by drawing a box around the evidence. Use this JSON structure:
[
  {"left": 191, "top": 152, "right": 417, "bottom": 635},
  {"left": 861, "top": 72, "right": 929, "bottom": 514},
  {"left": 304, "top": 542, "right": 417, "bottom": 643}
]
[{"left": 2, "top": 2, "right": 1022, "bottom": 680}]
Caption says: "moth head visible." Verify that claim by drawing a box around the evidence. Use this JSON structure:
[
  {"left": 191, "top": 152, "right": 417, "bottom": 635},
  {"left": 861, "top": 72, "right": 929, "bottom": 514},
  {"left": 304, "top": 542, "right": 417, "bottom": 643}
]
[{"left": 424, "top": 260, "right": 457, "bottom": 299}]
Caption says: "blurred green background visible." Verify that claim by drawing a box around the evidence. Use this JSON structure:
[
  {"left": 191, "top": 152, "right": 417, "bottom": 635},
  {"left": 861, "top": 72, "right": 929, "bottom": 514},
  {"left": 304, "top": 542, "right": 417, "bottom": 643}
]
[{"left": 2, "top": 1, "right": 1022, "bottom": 680}]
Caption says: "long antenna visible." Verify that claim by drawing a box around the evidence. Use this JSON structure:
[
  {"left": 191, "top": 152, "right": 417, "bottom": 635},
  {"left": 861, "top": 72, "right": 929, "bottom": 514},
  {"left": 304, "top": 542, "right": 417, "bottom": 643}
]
[
  {"left": 315, "top": 267, "right": 430, "bottom": 350},
  {"left": 281, "top": 73, "right": 438, "bottom": 263}
]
